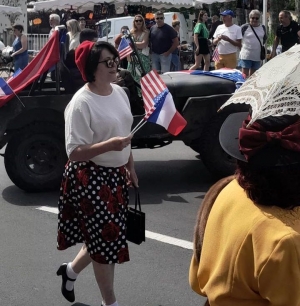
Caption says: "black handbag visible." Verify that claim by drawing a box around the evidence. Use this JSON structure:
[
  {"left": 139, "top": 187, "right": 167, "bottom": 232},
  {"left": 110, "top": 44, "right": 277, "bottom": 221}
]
[
  {"left": 250, "top": 25, "right": 265, "bottom": 60},
  {"left": 126, "top": 188, "right": 145, "bottom": 245}
]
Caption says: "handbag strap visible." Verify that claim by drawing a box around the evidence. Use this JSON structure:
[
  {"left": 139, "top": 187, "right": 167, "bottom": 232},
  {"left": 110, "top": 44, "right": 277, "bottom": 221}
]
[
  {"left": 250, "top": 25, "right": 262, "bottom": 47},
  {"left": 134, "top": 187, "right": 142, "bottom": 211}
]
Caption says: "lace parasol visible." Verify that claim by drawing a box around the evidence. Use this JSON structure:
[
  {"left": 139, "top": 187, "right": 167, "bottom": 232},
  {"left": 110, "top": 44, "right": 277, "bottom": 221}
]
[{"left": 219, "top": 44, "right": 300, "bottom": 126}]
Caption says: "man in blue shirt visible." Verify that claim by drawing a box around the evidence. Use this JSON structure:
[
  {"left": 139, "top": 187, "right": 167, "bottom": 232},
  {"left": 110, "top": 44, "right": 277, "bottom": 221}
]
[{"left": 149, "top": 11, "right": 179, "bottom": 74}]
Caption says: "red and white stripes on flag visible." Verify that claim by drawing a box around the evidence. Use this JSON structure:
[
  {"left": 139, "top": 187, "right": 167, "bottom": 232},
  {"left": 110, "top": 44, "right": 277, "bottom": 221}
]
[
  {"left": 141, "top": 70, "right": 167, "bottom": 119},
  {"left": 117, "top": 37, "right": 133, "bottom": 60},
  {"left": 212, "top": 47, "right": 220, "bottom": 62}
]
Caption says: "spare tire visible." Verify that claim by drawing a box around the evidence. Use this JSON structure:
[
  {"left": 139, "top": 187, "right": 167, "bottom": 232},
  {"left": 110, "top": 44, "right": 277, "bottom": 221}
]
[{"left": 4, "top": 123, "right": 67, "bottom": 192}]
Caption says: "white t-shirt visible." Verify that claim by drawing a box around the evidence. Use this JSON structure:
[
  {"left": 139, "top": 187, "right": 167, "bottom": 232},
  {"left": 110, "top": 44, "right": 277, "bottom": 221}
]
[
  {"left": 65, "top": 83, "right": 133, "bottom": 167},
  {"left": 214, "top": 24, "right": 242, "bottom": 55},
  {"left": 239, "top": 25, "right": 264, "bottom": 61}
]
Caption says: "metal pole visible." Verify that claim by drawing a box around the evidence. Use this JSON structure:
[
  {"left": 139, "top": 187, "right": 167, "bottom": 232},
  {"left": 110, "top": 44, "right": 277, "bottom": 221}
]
[
  {"left": 262, "top": 0, "right": 267, "bottom": 31},
  {"left": 262, "top": 0, "right": 267, "bottom": 62}
]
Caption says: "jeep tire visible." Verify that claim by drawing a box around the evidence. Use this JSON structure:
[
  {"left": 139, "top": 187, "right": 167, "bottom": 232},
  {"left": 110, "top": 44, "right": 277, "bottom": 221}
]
[{"left": 4, "top": 123, "right": 67, "bottom": 192}]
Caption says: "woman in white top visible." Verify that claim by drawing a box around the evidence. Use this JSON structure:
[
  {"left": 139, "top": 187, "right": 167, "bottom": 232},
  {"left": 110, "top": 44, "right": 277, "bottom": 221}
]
[
  {"left": 66, "top": 19, "right": 81, "bottom": 51},
  {"left": 56, "top": 41, "right": 138, "bottom": 306},
  {"left": 239, "top": 10, "right": 267, "bottom": 77},
  {"left": 127, "top": 14, "right": 151, "bottom": 87}
]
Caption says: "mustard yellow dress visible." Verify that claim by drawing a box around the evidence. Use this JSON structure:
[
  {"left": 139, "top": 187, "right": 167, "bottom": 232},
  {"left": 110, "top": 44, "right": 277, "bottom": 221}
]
[{"left": 190, "top": 179, "right": 300, "bottom": 306}]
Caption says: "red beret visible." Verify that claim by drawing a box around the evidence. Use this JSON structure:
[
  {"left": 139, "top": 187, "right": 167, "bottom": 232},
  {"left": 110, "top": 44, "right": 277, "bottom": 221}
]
[{"left": 75, "top": 41, "right": 95, "bottom": 82}]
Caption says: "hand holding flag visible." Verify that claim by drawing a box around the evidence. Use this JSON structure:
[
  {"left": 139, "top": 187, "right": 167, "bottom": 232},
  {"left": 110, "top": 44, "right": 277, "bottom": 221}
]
[
  {"left": 117, "top": 37, "right": 133, "bottom": 60},
  {"left": 131, "top": 70, "right": 187, "bottom": 136}
]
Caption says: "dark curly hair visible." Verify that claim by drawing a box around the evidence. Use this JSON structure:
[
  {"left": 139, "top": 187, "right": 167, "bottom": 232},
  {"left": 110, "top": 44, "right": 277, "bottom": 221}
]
[
  {"left": 236, "top": 160, "right": 300, "bottom": 209},
  {"left": 85, "top": 41, "right": 119, "bottom": 83}
]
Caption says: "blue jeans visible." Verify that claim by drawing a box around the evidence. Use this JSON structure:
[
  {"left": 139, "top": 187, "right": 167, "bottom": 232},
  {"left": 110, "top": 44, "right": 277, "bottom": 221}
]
[
  {"left": 151, "top": 53, "right": 172, "bottom": 74},
  {"left": 171, "top": 53, "right": 180, "bottom": 71},
  {"left": 238, "top": 59, "right": 261, "bottom": 70}
]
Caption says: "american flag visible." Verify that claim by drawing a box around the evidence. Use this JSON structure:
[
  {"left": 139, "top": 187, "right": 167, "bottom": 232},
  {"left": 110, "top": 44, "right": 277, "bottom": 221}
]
[
  {"left": 212, "top": 47, "right": 220, "bottom": 62},
  {"left": 117, "top": 37, "right": 133, "bottom": 60},
  {"left": 140, "top": 70, "right": 168, "bottom": 119}
]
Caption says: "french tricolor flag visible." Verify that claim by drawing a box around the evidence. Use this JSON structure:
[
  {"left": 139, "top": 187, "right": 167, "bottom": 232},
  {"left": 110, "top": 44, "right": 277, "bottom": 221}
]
[
  {"left": 0, "top": 78, "right": 14, "bottom": 96},
  {"left": 140, "top": 70, "right": 187, "bottom": 136}
]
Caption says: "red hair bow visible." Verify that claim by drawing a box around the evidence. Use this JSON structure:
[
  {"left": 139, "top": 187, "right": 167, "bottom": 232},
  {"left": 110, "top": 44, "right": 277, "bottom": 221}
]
[{"left": 239, "top": 119, "right": 300, "bottom": 161}]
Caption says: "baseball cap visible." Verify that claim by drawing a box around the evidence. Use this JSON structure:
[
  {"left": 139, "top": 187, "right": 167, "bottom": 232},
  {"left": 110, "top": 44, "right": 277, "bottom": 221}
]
[{"left": 220, "top": 10, "right": 235, "bottom": 17}]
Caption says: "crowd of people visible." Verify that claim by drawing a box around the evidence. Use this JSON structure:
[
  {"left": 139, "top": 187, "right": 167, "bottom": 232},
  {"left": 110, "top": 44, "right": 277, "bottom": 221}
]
[
  {"left": 55, "top": 10, "right": 300, "bottom": 306},
  {"left": 190, "top": 9, "right": 300, "bottom": 77},
  {"left": 5, "top": 9, "right": 300, "bottom": 78},
  {"left": 3, "top": 7, "right": 300, "bottom": 306}
]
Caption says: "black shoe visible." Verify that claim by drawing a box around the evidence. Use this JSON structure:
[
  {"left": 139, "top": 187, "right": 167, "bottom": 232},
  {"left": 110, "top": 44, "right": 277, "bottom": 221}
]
[{"left": 56, "top": 263, "right": 76, "bottom": 303}]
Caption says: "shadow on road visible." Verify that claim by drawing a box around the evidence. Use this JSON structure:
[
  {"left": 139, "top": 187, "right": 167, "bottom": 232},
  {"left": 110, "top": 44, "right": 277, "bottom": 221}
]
[
  {"left": 2, "top": 185, "right": 58, "bottom": 207},
  {"left": 133, "top": 159, "right": 214, "bottom": 204},
  {"left": 2, "top": 159, "right": 215, "bottom": 208}
]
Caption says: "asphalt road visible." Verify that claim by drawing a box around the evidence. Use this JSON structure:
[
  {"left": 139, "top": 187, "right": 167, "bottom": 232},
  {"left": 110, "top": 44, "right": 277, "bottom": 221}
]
[{"left": 0, "top": 142, "right": 215, "bottom": 306}]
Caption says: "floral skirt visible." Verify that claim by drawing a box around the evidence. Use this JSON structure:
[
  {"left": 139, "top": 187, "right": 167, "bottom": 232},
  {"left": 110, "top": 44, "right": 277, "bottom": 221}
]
[{"left": 57, "top": 160, "right": 130, "bottom": 264}]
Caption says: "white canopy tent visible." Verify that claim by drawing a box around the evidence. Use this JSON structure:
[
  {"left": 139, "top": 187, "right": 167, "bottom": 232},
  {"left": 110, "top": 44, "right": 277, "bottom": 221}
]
[
  {"left": 0, "top": 4, "right": 22, "bottom": 14},
  {"left": 32, "top": 0, "right": 194, "bottom": 12}
]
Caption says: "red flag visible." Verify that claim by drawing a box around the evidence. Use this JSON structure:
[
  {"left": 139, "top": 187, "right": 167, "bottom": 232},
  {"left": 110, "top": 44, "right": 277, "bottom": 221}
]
[{"left": 0, "top": 31, "right": 60, "bottom": 108}]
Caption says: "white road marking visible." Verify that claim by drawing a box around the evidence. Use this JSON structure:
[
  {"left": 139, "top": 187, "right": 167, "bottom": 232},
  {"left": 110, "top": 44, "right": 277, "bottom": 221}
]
[
  {"left": 36, "top": 206, "right": 59, "bottom": 214},
  {"left": 145, "top": 231, "right": 193, "bottom": 250},
  {"left": 36, "top": 206, "right": 193, "bottom": 250}
]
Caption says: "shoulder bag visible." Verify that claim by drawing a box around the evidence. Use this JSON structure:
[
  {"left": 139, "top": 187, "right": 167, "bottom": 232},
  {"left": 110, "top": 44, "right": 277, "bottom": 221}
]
[
  {"left": 126, "top": 188, "right": 145, "bottom": 245},
  {"left": 250, "top": 25, "right": 266, "bottom": 60}
]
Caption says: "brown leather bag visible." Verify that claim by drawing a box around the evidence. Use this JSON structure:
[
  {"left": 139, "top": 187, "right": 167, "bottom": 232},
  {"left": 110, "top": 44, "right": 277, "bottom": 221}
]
[{"left": 193, "top": 175, "right": 235, "bottom": 306}]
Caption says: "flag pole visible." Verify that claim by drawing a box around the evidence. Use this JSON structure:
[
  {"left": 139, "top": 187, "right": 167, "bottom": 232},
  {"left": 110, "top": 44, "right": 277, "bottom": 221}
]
[
  {"left": 130, "top": 118, "right": 147, "bottom": 135},
  {"left": 7, "top": 82, "right": 25, "bottom": 108},
  {"left": 131, "top": 121, "right": 147, "bottom": 135}
]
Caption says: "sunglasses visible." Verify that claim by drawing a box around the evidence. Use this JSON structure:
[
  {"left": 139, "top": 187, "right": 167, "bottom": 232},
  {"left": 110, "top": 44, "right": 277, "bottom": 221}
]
[
  {"left": 155, "top": 17, "right": 164, "bottom": 20},
  {"left": 250, "top": 17, "right": 259, "bottom": 20},
  {"left": 98, "top": 57, "right": 120, "bottom": 68},
  {"left": 135, "top": 19, "right": 143, "bottom": 23}
]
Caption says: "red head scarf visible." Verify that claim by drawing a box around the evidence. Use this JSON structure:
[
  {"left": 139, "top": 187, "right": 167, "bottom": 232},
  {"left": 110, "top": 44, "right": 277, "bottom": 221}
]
[{"left": 75, "top": 41, "right": 94, "bottom": 82}]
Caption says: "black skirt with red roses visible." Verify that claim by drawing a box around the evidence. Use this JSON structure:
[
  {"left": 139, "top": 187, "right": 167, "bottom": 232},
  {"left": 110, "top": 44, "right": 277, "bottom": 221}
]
[{"left": 57, "top": 160, "right": 130, "bottom": 264}]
